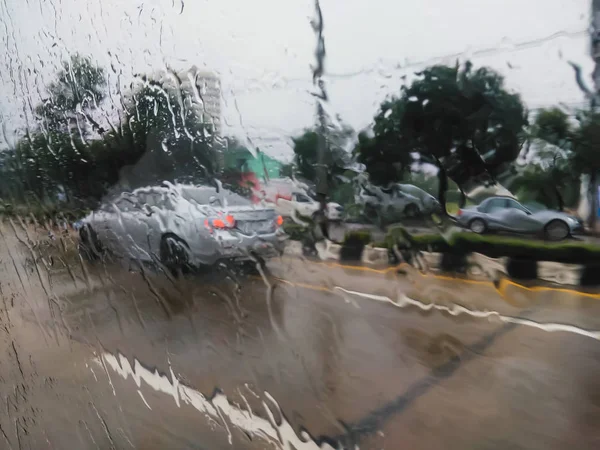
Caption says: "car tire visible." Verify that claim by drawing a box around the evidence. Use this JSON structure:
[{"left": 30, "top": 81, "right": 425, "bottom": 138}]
[
  {"left": 79, "top": 224, "right": 104, "bottom": 261},
  {"left": 544, "top": 219, "right": 570, "bottom": 241},
  {"left": 404, "top": 203, "right": 420, "bottom": 218},
  {"left": 160, "top": 234, "right": 191, "bottom": 277},
  {"left": 469, "top": 218, "right": 487, "bottom": 234}
]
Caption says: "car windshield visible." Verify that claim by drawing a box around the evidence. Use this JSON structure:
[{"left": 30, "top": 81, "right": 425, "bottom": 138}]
[{"left": 396, "top": 184, "right": 424, "bottom": 198}]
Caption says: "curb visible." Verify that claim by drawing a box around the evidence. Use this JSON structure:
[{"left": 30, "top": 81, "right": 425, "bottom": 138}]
[
  {"left": 283, "top": 239, "right": 597, "bottom": 287},
  {"left": 410, "top": 251, "right": 592, "bottom": 287}
]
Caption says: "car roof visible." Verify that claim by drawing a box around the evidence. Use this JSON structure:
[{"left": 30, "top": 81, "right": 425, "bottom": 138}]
[{"left": 482, "top": 196, "right": 520, "bottom": 202}]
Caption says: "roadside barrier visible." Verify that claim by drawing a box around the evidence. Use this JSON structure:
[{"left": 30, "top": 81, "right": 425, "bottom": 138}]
[{"left": 283, "top": 235, "right": 600, "bottom": 288}]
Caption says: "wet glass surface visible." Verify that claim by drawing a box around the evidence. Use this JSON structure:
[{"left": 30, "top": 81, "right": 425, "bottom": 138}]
[{"left": 1, "top": 0, "right": 600, "bottom": 449}]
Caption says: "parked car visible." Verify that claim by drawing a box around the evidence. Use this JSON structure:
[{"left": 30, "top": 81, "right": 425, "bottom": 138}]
[
  {"left": 274, "top": 192, "right": 344, "bottom": 221},
  {"left": 79, "top": 184, "right": 284, "bottom": 273},
  {"left": 395, "top": 184, "right": 441, "bottom": 214},
  {"left": 356, "top": 183, "right": 440, "bottom": 219},
  {"left": 456, "top": 196, "right": 583, "bottom": 241}
]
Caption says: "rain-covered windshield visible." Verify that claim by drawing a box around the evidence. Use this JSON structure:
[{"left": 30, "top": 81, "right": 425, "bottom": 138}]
[{"left": 1, "top": 1, "right": 600, "bottom": 449}]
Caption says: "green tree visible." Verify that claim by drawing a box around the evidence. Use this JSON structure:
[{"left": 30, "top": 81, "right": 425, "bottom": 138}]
[
  {"left": 0, "top": 55, "right": 110, "bottom": 204},
  {"left": 354, "top": 130, "right": 412, "bottom": 186},
  {"left": 571, "top": 110, "right": 600, "bottom": 227},
  {"left": 122, "top": 76, "right": 218, "bottom": 186},
  {"left": 356, "top": 62, "right": 528, "bottom": 214},
  {"left": 513, "top": 108, "right": 576, "bottom": 211},
  {"left": 291, "top": 120, "right": 355, "bottom": 183},
  {"left": 36, "top": 54, "right": 107, "bottom": 136},
  {"left": 280, "top": 162, "right": 294, "bottom": 178}
]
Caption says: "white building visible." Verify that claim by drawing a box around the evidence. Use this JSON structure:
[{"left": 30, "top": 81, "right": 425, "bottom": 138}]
[{"left": 161, "top": 66, "right": 222, "bottom": 137}]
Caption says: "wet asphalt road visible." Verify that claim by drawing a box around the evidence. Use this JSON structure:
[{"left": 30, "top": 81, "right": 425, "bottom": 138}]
[{"left": 1, "top": 222, "right": 600, "bottom": 449}]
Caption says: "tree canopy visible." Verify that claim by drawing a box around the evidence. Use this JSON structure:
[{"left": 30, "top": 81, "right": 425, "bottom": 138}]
[
  {"left": 356, "top": 62, "right": 528, "bottom": 212},
  {"left": 119, "top": 77, "right": 219, "bottom": 186},
  {"left": 0, "top": 56, "right": 221, "bottom": 206},
  {"left": 511, "top": 107, "right": 575, "bottom": 211},
  {"left": 291, "top": 120, "right": 355, "bottom": 183},
  {"left": 36, "top": 54, "right": 106, "bottom": 136}
]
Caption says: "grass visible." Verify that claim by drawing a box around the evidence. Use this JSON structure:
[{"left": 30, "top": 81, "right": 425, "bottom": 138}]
[{"left": 445, "top": 202, "right": 460, "bottom": 215}]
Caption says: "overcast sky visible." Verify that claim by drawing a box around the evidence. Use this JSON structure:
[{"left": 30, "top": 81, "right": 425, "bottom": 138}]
[{"left": 0, "top": 0, "right": 594, "bottom": 161}]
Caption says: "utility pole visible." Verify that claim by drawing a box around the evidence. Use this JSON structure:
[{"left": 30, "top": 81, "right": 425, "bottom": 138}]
[
  {"left": 592, "top": 0, "right": 600, "bottom": 103},
  {"left": 312, "top": 0, "right": 330, "bottom": 239},
  {"left": 591, "top": 0, "right": 600, "bottom": 228}
]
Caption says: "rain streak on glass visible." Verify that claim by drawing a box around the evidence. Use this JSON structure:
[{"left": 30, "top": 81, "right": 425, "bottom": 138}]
[{"left": 0, "top": 0, "right": 600, "bottom": 449}]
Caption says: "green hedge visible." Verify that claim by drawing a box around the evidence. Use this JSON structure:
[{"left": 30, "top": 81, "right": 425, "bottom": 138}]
[
  {"left": 397, "top": 231, "right": 600, "bottom": 264},
  {"left": 284, "top": 221, "right": 600, "bottom": 265},
  {"left": 282, "top": 222, "right": 311, "bottom": 241}
]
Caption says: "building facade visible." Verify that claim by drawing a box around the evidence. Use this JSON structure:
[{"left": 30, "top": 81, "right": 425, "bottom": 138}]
[{"left": 161, "top": 66, "right": 222, "bottom": 137}]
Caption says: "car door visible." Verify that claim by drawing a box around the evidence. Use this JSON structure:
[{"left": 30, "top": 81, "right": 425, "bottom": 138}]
[
  {"left": 133, "top": 191, "right": 170, "bottom": 258},
  {"left": 391, "top": 189, "right": 410, "bottom": 212},
  {"left": 481, "top": 198, "right": 511, "bottom": 230},
  {"left": 501, "top": 199, "right": 540, "bottom": 233},
  {"left": 122, "top": 192, "right": 157, "bottom": 259}
]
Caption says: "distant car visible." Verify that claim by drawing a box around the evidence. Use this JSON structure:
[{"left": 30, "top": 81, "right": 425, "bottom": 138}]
[
  {"left": 395, "top": 184, "right": 441, "bottom": 214},
  {"left": 456, "top": 196, "right": 583, "bottom": 241},
  {"left": 356, "top": 183, "right": 440, "bottom": 218},
  {"left": 79, "top": 184, "right": 284, "bottom": 273},
  {"left": 274, "top": 192, "right": 344, "bottom": 221}
]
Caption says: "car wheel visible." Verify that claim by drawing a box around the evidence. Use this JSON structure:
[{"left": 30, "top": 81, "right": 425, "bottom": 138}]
[
  {"left": 79, "top": 224, "right": 104, "bottom": 261},
  {"left": 544, "top": 220, "right": 570, "bottom": 241},
  {"left": 469, "top": 218, "right": 487, "bottom": 234},
  {"left": 160, "top": 234, "right": 191, "bottom": 276},
  {"left": 404, "top": 203, "right": 420, "bottom": 218}
]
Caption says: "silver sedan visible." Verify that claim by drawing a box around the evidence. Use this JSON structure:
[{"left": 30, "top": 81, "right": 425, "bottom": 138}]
[
  {"left": 456, "top": 196, "right": 583, "bottom": 241},
  {"left": 79, "top": 184, "right": 285, "bottom": 273}
]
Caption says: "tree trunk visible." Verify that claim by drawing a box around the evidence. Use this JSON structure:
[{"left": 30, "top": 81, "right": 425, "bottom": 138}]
[
  {"left": 553, "top": 185, "right": 564, "bottom": 212},
  {"left": 458, "top": 188, "right": 467, "bottom": 208},
  {"left": 435, "top": 159, "right": 448, "bottom": 216},
  {"left": 589, "top": 171, "right": 598, "bottom": 230}
]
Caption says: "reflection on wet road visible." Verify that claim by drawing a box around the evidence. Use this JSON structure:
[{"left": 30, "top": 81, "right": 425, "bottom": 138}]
[{"left": 1, "top": 223, "right": 600, "bottom": 449}]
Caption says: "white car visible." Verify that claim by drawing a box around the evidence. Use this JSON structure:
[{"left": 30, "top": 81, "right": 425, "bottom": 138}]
[
  {"left": 356, "top": 183, "right": 440, "bottom": 218},
  {"left": 395, "top": 184, "right": 441, "bottom": 214},
  {"left": 274, "top": 192, "right": 344, "bottom": 221},
  {"left": 79, "top": 184, "right": 284, "bottom": 273}
]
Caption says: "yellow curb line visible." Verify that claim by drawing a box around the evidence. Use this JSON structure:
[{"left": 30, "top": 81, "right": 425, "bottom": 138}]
[{"left": 276, "top": 257, "right": 600, "bottom": 300}]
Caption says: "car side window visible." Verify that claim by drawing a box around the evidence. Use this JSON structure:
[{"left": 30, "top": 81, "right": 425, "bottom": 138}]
[
  {"left": 295, "top": 193, "right": 311, "bottom": 203},
  {"left": 395, "top": 190, "right": 407, "bottom": 199},
  {"left": 482, "top": 198, "right": 506, "bottom": 212},
  {"left": 139, "top": 192, "right": 169, "bottom": 209},
  {"left": 506, "top": 199, "right": 529, "bottom": 213}
]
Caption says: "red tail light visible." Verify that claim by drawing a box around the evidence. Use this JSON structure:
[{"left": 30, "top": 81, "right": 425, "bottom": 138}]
[
  {"left": 275, "top": 215, "right": 283, "bottom": 227},
  {"left": 457, "top": 209, "right": 463, "bottom": 216},
  {"left": 204, "top": 215, "right": 236, "bottom": 232}
]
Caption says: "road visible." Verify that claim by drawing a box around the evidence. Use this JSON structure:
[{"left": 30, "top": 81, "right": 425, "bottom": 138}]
[{"left": 1, "top": 220, "right": 600, "bottom": 449}]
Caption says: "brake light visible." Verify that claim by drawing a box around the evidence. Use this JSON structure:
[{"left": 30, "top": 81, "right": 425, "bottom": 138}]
[
  {"left": 457, "top": 209, "right": 463, "bottom": 216},
  {"left": 204, "top": 214, "right": 236, "bottom": 232},
  {"left": 275, "top": 215, "right": 283, "bottom": 227}
]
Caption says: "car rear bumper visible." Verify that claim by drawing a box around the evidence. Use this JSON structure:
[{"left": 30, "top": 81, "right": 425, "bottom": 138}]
[{"left": 189, "top": 231, "right": 284, "bottom": 266}]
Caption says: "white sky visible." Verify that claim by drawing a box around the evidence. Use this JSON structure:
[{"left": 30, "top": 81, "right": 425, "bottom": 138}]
[{"left": 0, "top": 0, "right": 594, "bottom": 161}]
